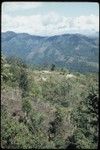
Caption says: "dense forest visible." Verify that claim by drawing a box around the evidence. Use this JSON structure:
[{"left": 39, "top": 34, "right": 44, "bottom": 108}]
[{"left": 1, "top": 54, "right": 99, "bottom": 149}]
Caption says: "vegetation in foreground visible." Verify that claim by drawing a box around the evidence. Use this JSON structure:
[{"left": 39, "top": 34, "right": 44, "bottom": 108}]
[{"left": 1, "top": 55, "right": 99, "bottom": 149}]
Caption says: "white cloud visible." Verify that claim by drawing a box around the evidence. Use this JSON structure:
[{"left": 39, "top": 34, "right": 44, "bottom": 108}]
[
  {"left": 2, "top": 12, "right": 99, "bottom": 36},
  {"left": 74, "top": 15, "right": 99, "bottom": 30}
]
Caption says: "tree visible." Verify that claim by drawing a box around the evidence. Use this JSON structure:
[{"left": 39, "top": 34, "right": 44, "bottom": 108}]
[
  {"left": 48, "top": 108, "right": 66, "bottom": 148},
  {"left": 1, "top": 54, "right": 12, "bottom": 82},
  {"left": 19, "top": 68, "right": 29, "bottom": 97},
  {"left": 51, "top": 64, "right": 55, "bottom": 71},
  {"left": 69, "top": 87, "right": 99, "bottom": 149},
  {"left": 22, "top": 98, "right": 32, "bottom": 117}
]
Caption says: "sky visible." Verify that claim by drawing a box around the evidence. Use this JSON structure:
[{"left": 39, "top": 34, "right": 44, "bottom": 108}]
[{"left": 2, "top": 2, "right": 99, "bottom": 36}]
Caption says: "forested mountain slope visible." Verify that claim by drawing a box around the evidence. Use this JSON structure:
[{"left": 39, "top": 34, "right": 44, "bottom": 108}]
[{"left": 2, "top": 31, "right": 99, "bottom": 72}]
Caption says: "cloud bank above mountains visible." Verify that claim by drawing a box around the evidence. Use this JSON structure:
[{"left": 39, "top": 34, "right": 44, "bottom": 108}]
[{"left": 2, "top": 2, "right": 99, "bottom": 36}]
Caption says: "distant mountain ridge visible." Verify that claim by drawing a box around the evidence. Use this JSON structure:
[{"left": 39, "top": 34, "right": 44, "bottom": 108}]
[{"left": 2, "top": 31, "right": 99, "bottom": 72}]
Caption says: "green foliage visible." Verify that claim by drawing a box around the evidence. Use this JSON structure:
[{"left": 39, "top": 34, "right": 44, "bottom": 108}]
[
  {"left": 24, "top": 109, "right": 44, "bottom": 135},
  {"left": 85, "top": 88, "right": 98, "bottom": 117},
  {"left": 22, "top": 97, "right": 32, "bottom": 116},
  {"left": 1, "top": 55, "right": 29, "bottom": 97},
  {"left": 30, "top": 80, "right": 42, "bottom": 98},
  {"left": 70, "top": 86, "right": 99, "bottom": 149},
  {"left": 1, "top": 55, "right": 99, "bottom": 149},
  {"left": 1, "top": 111, "right": 33, "bottom": 149},
  {"left": 6, "top": 56, "right": 27, "bottom": 68},
  {"left": 1, "top": 54, "right": 12, "bottom": 83},
  {"left": 73, "top": 129, "right": 97, "bottom": 149},
  {"left": 48, "top": 107, "right": 66, "bottom": 148},
  {"left": 1, "top": 104, "right": 54, "bottom": 149},
  {"left": 19, "top": 68, "right": 29, "bottom": 97},
  {"left": 41, "top": 78, "right": 71, "bottom": 106}
]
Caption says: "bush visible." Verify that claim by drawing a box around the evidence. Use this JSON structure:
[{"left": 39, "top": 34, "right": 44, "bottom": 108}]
[{"left": 22, "top": 97, "right": 32, "bottom": 116}]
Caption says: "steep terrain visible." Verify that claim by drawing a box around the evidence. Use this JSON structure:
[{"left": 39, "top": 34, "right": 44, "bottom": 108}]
[{"left": 2, "top": 31, "right": 99, "bottom": 72}]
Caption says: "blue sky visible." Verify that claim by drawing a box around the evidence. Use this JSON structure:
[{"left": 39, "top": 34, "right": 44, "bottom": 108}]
[
  {"left": 2, "top": 2, "right": 99, "bottom": 17},
  {"left": 2, "top": 2, "right": 99, "bottom": 35}
]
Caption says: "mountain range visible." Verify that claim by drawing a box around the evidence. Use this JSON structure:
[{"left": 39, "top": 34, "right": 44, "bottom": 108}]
[{"left": 1, "top": 31, "right": 99, "bottom": 72}]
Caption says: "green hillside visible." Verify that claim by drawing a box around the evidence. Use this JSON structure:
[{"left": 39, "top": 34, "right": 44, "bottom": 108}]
[{"left": 1, "top": 55, "right": 99, "bottom": 149}]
